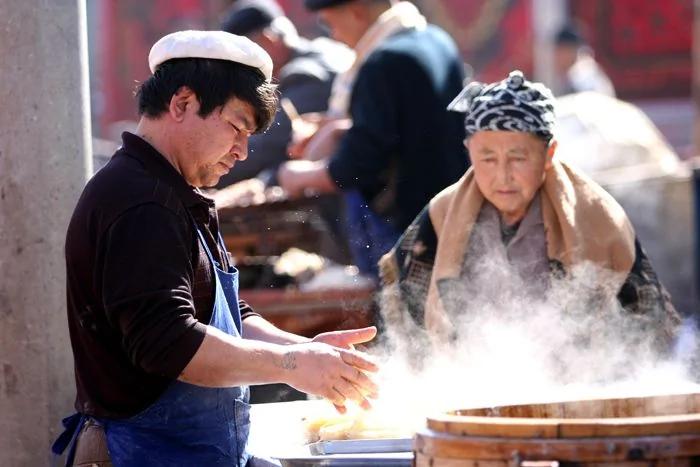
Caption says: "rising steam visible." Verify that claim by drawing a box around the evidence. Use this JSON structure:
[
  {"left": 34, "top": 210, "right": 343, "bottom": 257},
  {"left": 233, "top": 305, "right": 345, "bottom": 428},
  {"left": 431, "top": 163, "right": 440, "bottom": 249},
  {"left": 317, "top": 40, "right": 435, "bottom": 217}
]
[{"left": 373, "top": 250, "right": 699, "bottom": 425}]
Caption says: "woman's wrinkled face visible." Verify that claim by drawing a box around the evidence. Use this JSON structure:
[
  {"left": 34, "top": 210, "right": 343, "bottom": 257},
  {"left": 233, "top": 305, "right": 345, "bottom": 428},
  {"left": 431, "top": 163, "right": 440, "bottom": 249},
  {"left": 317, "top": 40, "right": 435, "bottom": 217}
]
[{"left": 467, "top": 130, "right": 555, "bottom": 225}]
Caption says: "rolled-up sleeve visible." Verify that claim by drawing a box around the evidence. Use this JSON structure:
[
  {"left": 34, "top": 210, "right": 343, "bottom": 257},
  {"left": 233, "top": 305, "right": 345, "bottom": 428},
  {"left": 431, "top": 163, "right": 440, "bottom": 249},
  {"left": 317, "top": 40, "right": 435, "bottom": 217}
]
[
  {"left": 101, "top": 203, "right": 207, "bottom": 379},
  {"left": 239, "top": 299, "right": 259, "bottom": 320}
]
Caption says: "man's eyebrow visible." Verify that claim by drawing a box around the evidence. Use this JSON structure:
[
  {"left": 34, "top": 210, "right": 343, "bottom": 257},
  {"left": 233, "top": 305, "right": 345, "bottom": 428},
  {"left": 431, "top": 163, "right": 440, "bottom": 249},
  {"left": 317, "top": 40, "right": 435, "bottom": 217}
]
[
  {"left": 241, "top": 114, "right": 256, "bottom": 133},
  {"left": 231, "top": 109, "right": 256, "bottom": 133}
]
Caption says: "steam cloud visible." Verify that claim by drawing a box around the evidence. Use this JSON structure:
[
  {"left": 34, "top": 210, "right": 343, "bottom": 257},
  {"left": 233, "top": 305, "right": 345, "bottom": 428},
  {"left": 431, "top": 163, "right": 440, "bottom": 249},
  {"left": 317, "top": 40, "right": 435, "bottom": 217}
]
[
  {"left": 373, "top": 249, "right": 699, "bottom": 426},
  {"left": 249, "top": 247, "right": 699, "bottom": 457}
]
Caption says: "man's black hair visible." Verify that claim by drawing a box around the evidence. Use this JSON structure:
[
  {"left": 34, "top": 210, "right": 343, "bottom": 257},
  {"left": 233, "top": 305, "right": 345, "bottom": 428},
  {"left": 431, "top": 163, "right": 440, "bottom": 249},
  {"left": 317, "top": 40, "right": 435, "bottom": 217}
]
[{"left": 136, "top": 58, "right": 278, "bottom": 133}]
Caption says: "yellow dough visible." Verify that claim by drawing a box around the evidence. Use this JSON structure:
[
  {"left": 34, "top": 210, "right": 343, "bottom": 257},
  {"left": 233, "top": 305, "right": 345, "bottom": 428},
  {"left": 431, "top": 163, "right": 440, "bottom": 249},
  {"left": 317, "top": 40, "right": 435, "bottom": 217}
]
[{"left": 303, "top": 407, "right": 413, "bottom": 442}]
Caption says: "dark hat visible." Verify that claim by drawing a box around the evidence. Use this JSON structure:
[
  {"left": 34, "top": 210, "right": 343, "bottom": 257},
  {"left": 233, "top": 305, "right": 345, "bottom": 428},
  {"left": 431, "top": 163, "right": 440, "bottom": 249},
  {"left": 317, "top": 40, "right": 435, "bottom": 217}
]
[
  {"left": 555, "top": 23, "right": 585, "bottom": 46},
  {"left": 221, "top": 0, "right": 284, "bottom": 37},
  {"left": 304, "top": 0, "right": 355, "bottom": 12}
]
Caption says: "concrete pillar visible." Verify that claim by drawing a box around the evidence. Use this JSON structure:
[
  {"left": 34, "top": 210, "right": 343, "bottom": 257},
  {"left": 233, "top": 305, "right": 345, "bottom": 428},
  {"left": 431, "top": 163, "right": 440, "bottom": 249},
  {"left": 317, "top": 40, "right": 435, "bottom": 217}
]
[
  {"left": 693, "top": 0, "right": 700, "bottom": 309},
  {"left": 694, "top": 0, "right": 700, "bottom": 157},
  {"left": 0, "top": 0, "right": 92, "bottom": 465}
]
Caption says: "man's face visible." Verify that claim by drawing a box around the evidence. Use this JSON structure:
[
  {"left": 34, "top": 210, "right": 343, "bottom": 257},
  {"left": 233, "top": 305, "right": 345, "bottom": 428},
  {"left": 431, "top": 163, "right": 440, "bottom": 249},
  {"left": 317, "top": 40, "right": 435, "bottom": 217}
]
[
  {"left": 318, "top": 4, "right": 366, "bottom": 48},
  {"left": 467, "top": 131, "right": 554, "bottom": 225},
  {"left": 554, "top": 43, "right": 578, "bottom": 75},
  {"left": 179, "top": 96, "right": 256, "bottom": 188},
  {"left": 248, "top": 29, "right": 285, "bottom": 70}
]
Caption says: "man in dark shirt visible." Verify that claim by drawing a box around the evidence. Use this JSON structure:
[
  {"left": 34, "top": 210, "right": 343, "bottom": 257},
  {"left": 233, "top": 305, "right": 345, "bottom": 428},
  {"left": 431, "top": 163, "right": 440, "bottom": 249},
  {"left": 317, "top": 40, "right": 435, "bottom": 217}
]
[
  {"left": 218, "top": 0, "right": 352, "bottom": 186},
  {"left": 56, "top": 30, "right": 378, "bottom": 466},
  {"left": 277, "top": 0, "right": 468, "bottom": 278}
]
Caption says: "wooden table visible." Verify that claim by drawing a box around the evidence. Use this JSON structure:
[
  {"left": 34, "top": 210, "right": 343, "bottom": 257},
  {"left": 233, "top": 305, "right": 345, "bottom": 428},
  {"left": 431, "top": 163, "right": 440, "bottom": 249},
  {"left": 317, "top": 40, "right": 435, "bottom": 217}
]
[
  {"left": 240, "top": 287, "right": 377, "bottom": 337},
  {"left": 218, "top": 193, "right": 345, "bottom": 261}
]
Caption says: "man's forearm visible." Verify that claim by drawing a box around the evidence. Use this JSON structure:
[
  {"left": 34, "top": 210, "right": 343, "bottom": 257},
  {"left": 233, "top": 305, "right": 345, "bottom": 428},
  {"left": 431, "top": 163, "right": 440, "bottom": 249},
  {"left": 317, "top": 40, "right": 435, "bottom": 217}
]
[
  {"left": 177, "top": 323, "right": 381, "bottom": 411},
  {"left": 299, "top": 162, "right": 337, "bottom": 194},
  {"left": 242, "top": 315, "right": 310, "bottom": 345},
  {"left": 178, "top": 325, "right": 295, "bottom": 387}
]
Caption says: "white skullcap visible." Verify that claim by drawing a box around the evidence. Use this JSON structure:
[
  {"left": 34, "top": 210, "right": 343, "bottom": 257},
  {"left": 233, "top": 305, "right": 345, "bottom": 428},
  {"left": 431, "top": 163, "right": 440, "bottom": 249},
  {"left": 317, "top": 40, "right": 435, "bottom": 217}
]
[{"left": 148, "top": 30, "right": 273, "bottom": 81}]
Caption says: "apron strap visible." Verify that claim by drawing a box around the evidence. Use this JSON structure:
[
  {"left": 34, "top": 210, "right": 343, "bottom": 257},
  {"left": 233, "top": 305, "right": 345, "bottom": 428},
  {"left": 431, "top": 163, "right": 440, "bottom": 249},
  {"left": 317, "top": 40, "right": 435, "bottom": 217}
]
[
  {"left": 195, "top": 226, "right": 219, "bottom": 267},
  {"left": 51, "top": 412, "right": 87, "bottom": 467},
  {"left": 217, "top": 231, "right": 227, "bottom": 253},
  {"left": 187, "top": 212, "right": 221, "bottom": 269}
]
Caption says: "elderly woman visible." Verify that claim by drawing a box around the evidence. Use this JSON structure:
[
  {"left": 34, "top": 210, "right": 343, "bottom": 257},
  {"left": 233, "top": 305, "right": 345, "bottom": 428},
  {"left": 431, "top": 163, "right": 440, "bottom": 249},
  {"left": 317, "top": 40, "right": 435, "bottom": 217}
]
[{"left": 380, "top": 71, "right": 679, "bottom": 351}]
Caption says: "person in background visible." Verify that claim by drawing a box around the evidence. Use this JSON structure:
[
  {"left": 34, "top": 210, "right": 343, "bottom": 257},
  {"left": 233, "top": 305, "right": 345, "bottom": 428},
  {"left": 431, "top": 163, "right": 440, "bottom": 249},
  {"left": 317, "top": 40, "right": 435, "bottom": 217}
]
[
  {"left": 277, "top": 0, "right": 468, "bottom": 279},
  {"left": 553, "top": 22, "right": 615, "bottom": 97},
  {"left": 218, "top": 0, "right": 353, "bottom": 186},
  {"left": 53, "top": 30, "right": 378, "bottom": 467},
  {"left": 380, "top": 71, "right": 678, "bottom": 348}
]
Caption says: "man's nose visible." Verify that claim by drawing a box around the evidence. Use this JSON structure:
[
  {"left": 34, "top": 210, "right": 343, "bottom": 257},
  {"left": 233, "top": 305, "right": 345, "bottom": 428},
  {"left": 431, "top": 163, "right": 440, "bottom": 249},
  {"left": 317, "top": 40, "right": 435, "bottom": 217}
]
[{"left": 236, "top": 137, "right": 249, "bottom": 161}]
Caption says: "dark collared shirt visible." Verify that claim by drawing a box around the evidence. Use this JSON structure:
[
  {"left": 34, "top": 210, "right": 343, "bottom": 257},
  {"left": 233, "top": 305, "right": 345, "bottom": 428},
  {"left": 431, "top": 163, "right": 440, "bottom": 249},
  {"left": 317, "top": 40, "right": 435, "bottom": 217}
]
[{"left": 65, "top": 132, "right": 256, "bottom": 418}]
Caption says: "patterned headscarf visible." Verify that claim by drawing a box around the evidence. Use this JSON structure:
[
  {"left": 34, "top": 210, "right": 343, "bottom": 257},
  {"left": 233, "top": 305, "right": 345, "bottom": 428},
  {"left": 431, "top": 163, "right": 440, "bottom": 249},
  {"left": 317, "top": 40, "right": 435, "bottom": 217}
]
[{"left": 448, "top": 70, "right": 556, "bottom": 142}]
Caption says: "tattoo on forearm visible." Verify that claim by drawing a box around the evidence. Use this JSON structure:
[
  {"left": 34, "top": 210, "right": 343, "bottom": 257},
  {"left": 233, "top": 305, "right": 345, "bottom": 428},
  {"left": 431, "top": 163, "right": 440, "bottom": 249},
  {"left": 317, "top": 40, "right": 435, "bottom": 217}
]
[{"left": 280, "top": 352, "right": 297, "bottom": 370}]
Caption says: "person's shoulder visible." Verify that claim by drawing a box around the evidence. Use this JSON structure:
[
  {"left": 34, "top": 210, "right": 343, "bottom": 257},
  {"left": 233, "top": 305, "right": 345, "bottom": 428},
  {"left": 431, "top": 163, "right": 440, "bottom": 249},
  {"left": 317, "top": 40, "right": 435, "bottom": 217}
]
[
  {"left": 307, "top": 37, "right": 354, "bottom": 72},
  {"left": 378, "top": 24, "right": 456, "bottom": 53},
  {"left": 281, "top": 38, "right": 352, "bottom": 84},
  {"left": 366, "top": 24, "right": 459, "bottom": 68},
  {"left": 428, "top": 173, "right": 470, "bottom": 231},
  {"left": 77, "top": 149, "right": 185, "bottom": 227},
  {"left": 280, "top": 55, "right": 333, "bottom": 85}
]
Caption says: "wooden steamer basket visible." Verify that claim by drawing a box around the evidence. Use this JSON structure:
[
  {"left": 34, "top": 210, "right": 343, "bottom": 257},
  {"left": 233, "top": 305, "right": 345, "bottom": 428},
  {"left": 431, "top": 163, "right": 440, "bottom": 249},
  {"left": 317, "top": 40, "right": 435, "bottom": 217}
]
[{"left": 414, "top": 393, "right": 700, "bottom": 467}]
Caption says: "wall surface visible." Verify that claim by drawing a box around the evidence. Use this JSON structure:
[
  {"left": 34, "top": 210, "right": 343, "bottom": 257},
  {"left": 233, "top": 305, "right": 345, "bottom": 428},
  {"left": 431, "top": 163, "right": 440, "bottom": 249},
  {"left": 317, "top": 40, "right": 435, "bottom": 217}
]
[{"left": 0, "top": 0, "right": 92, "bottom": 464}]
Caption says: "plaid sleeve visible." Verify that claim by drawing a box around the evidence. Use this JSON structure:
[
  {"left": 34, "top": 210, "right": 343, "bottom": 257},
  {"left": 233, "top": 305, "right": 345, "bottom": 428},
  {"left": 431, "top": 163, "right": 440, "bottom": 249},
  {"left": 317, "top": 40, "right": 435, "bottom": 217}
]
[
  {"left": 617, "top": 238, "right": 682, "bottom": 353},
  {"left": 380, "top": 206, "right": 438, "bottom": 326}
]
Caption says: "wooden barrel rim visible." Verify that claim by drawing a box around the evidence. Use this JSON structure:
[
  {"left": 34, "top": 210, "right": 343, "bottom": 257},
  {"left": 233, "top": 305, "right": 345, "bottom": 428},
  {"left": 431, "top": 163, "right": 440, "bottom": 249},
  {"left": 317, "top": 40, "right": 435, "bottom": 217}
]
[
  {"left": 413, "top": 428, "right": 700, "bottom": 461},
  {"left": 427, "top": 412, "right": 700, "bottom": 438}
]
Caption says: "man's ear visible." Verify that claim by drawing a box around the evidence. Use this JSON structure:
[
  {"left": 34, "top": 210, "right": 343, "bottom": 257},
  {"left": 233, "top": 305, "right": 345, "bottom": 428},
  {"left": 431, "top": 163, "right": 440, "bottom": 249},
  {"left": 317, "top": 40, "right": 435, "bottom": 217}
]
[
  {"left": 168, "top": 86, "right": 198, "bottom": 122},
  {"left": 545, "top": 139, "right": 557, "bottom": 170}
]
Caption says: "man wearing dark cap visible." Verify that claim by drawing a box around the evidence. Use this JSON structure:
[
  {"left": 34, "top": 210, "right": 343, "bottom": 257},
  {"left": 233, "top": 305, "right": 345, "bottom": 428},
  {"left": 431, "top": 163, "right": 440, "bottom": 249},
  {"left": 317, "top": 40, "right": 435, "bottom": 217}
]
[
  {"left": 219, "top": 0, "right": 352, "bottom": 186},
  {"left": 380, "top": 71, "right": 678, "bottom": 351},
  {"left": 277, "top": 0, "right": 468, "bottom": 279},
  {"left": 53, "top": 30, "right": 379, "bottom": 467},
  {"left": 553, "top": 22, "right": 615, "bottom": 97}
]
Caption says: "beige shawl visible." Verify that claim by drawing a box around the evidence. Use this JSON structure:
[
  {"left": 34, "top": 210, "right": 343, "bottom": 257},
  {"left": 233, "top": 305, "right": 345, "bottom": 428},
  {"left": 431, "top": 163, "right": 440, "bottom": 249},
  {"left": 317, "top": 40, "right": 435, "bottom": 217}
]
[
  {"left": 326, "top": 1, "right": 427, "bottom": 118},
  {"left": 423, "top": 159, "right": 636, "bottom": 332}
]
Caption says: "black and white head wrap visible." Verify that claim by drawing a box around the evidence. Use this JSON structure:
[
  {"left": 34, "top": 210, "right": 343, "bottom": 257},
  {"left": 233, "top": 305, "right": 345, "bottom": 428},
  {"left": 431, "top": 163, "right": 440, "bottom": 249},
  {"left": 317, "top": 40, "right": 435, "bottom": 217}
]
[{"left": 448, "top": 70, "right": 556, "bottom": 142}]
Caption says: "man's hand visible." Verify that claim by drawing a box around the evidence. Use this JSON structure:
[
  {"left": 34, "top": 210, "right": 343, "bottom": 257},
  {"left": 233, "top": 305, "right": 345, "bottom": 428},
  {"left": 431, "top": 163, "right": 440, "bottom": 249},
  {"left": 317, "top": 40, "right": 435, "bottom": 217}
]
[
  {"left": 287, "top": 133, "right": 314, "bottom": 160},
  {"left": 312, "top": 326, "right": 377, "bottom": 350},
  {"left": 285, "top": 107, "right": 323, "bottom": 159},
  {"left": 277, "top": 160, "right": 337, "bottom": 198},
  {"left": 211, "top": 178, "right": 265, "bottom": 208},
  {"left": 281, "top": 342, "right": 379, "bottom": 413},
  {"left": 277, "top": 160, "right": 311, "bottom": 198}
]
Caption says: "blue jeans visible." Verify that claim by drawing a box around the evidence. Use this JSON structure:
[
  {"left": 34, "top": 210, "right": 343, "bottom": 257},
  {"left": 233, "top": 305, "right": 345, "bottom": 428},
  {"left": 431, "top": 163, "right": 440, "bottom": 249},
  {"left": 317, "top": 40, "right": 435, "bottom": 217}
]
[{"left": 343, "top": 190, "right": 400, "bottom": 280}]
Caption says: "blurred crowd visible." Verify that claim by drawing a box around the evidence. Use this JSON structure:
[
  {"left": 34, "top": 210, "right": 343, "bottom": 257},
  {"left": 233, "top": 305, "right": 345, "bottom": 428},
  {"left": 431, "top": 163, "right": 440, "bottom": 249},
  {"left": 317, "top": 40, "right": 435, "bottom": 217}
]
[
  {"left": 208, "top": 0, "right": 623, "bottom": 283},
  {"left": 93, "top": 0, "right": 691, "bottom": 308}
]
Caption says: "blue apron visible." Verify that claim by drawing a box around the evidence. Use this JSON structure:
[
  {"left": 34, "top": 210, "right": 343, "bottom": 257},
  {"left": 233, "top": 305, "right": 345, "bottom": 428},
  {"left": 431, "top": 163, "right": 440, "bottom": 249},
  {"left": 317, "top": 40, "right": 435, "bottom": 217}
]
[{"left": 53, "top": 225, "right": 253, "bottom": 467}]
